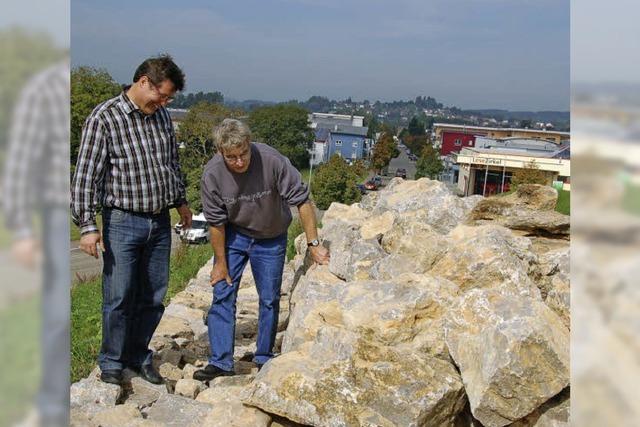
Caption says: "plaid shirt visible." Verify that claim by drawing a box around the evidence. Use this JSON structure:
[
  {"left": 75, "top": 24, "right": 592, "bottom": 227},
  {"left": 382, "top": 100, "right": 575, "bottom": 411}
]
[
  {"left": 2, "top": 60, "right": 70, "bottom": 239},
  {"left": 71, "top": 90, "right": 187, "bottom": 235}
]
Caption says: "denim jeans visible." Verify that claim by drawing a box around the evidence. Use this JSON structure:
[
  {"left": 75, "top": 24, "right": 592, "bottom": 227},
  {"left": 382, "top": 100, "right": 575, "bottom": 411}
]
[
  {"left": 99, "top": 207, "right": 171, "bottom": 371},
  {"left": 207, "top": 225, "right": 287, "bottom": 371}
]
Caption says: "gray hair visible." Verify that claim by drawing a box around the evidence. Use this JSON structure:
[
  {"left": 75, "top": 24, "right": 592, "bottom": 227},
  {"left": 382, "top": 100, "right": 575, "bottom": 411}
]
[{"left": 213, "top": 118, "right": 251, "bottom": 151}]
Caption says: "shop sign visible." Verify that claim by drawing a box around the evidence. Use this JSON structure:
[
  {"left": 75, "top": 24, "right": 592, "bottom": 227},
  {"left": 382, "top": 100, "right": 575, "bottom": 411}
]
[{"left": 473, "top": 157, "right": 502, "bottom": 166}]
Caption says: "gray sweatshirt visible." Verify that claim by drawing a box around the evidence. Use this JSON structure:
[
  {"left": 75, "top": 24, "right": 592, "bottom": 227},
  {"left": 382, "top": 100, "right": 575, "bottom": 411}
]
[{"left": 201, "top": 142, "right": 310, "bottom": 239}]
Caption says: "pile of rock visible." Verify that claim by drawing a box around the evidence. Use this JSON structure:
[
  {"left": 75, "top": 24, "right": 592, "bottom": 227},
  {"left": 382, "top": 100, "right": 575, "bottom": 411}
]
[{"left": 71, "top": 179, "right": 570, "bottom": 427}]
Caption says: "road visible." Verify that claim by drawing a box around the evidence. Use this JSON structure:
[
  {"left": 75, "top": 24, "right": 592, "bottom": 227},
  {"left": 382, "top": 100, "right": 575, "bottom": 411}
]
[
  {"left": 367, "top": 145, "right": 417, "bottom": 187},
  {"left": 70, "top": 231, "right": 184, "bottom": 283}
]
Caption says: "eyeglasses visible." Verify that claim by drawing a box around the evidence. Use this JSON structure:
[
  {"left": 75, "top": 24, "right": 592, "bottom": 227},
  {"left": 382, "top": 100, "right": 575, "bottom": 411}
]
[
  {"left": 148, "top": 81, "right": 175, "bottom": 104},
  {"left": 222, "top": 149, "right": 250, "bottom": 164}
]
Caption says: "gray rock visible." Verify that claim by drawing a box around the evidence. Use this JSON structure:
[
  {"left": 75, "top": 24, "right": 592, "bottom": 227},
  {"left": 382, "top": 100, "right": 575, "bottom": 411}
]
[
  {"left": 445, "top": 289, "right": 570, "bottom": 427},
  {"left": 70, "top": 376, "right": 123, "bottom": 416},
  {"left": 143, "top": 394, "right": 213, "bottom": 427}
]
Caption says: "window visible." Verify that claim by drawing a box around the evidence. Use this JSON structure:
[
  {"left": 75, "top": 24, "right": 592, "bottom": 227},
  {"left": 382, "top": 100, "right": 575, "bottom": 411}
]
[
  {"left": 454, "top": 139, "right": 462, "bottom": 146},
  {"left": 335, "top": 140, "right": 342, "bottom": 146},
  {"left": 352, "top": 141, "right": 358, "bottom": 148}
]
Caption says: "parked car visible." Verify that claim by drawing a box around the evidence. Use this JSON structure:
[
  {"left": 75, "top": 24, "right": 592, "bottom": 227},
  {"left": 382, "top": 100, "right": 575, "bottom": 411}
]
[
  {"left": 356, "top": 183, "right": 367, "bottom": 195},
  {"left": 174, "top": 221, "right": 183, "bottom": 234},
  {"left": 395, "top": 168, "right": 407, "bottom": 179},
  {"left": 364, "top": 180, "right": 378, "bottom": 191},
  {"left": 372, "top": 175, "right": 383, "bottom": 186},
  {"left": 408, "top": 154, "right": 417, "bottom": 161},
  {"left": 181, "top": 213, "right": 210, "bottom": 244}
]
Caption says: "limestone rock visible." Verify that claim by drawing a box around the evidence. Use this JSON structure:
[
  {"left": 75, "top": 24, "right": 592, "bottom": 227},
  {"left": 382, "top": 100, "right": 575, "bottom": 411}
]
[
  {"left": 175, "top": 378, "right": 207, "bottom": 399},
  {"left": 242, "top": 328, "right": 467, "bottom": 427},
  {"left": 445, "top": 289, "right": 570, "bottom": 427},
  {"left": 70, "top": 376, "right": 123, "bottom": 416},
  {"left": 154, "top": 315, "right": 194, "bottom": 340},
  {"left": 381, "top": 219, "right": 450, "bottom": 270},
  {"left": 91, "top": 404, "right": 143, "bottom": 427},
  {"left": 369, "top": 178, "right": 480, "bottom": 233},
  {"left": 199, "top": 398, "right": 272, "bottom": 427},
  {"left": 157, "top": 363, "right": 181, "bottom": 383},
  {"left": 360, "top": 211, "right": 396, "bottom": 240},
  {"left": 143, "top": 394, "right": 213, "bottom": 427},
  {"left": 511, "top": 389, "right": 570, "bottom": 427},
  {"left": 124, "top": 377, "right": 168, "bottom": 409},
  {"left": 430, "top": 224, "right": 540, "bottom": 298},
  {"left": 467, "top": 185, "right": 568, "bottom": 236},
  {"left": 181, "top": 363, "right": 199, "bottom": 379}
]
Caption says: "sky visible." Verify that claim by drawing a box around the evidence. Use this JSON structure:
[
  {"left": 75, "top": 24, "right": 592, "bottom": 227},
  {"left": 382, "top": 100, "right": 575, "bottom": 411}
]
[
  {"left": 71, "top": 0, "right": 570, "bottom": 111},
  {"left": 2, "top": 0, "right": 69, "bottom": 47}
]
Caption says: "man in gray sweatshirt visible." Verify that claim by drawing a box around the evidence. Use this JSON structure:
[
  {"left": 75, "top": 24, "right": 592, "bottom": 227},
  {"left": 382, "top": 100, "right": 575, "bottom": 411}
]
[{"left": 195, "top": 118, "right": 329, "bottom": 381}]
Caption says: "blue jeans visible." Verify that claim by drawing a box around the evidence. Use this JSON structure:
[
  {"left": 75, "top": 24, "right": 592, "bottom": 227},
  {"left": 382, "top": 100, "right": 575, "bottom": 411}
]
[
  {"left": 207, "top": 226, "right": 287, "bottom": 371},
  {"left": 99, "top": 208, "right": 171, "bottom": 371}
]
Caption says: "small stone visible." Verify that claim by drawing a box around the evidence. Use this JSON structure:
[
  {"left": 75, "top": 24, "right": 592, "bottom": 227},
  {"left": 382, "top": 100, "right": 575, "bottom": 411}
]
[{"left": 175, "top": 378, "right": 207, "bottom": 399}]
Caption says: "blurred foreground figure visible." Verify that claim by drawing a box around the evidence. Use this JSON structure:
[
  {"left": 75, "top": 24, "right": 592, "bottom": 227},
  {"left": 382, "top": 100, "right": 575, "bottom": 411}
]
[
  {"left": 2, "top": 59, "right": 70, "bottom": 427},
  {"left": 571, "top": 95, "right": 640, "bottom": 426}
]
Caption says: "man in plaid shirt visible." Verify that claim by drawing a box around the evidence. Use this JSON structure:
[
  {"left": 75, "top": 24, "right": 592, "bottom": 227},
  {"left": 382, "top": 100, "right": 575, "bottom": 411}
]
[{"left": 71, "top": 54, "right": 193, "bottom": 385}]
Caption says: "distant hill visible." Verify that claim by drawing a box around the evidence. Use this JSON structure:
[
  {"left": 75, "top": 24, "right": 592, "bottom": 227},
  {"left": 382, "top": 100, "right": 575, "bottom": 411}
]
[
  {"left": 463, "top": 109, "right": 570, "bottom": 123},
  {"left": 224, "top": 99, "right": 277, "bottom": 111}
]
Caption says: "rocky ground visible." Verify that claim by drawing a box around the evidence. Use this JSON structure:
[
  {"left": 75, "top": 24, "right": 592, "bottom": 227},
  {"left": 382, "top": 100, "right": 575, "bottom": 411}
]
[{"left": 70, "top": 180, "right": 570, "bottom": 427}]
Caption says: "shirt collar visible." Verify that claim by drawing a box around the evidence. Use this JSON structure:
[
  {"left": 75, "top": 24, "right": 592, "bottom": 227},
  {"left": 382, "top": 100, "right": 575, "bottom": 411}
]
[{"left": 119, "top": 87, "right": 140, "bottom": 115}]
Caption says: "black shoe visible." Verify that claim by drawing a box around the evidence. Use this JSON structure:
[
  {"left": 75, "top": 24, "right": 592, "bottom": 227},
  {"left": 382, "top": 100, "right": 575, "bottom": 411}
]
[
  {"left": 193, "top": 364, "right": 234, "bottom": 382},
  {"left": 256, "top": 363, "right": 264, "bottom": 372},
  {"left": 131, "top": 364, "right": 164, "bottom": 385},
  {"left": 100, "top": 369, "right": 123, "bottom": 385}
]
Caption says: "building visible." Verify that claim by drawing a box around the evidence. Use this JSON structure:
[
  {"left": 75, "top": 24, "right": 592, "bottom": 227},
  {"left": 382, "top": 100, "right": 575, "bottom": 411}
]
[
  {"left": 454, "top": 137, "right": 570, "bottom": 196},
  {"left": 309, "top": 113, "right": 369, "bottom": 164},
  {"left": 325, "top": 124, "right": 368, "bottom": 162},
  {"left": 309, "top": 112, "right": 364, "bottom": 128},
  {"left": 433, "top": 123, "right": 570, "bottom": 156},
  {"left": 167, "top": 108, "right": 188, "bottom": 131}
]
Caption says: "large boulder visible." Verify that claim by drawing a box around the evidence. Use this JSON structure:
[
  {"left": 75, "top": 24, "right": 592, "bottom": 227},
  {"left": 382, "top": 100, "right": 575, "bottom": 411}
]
[
  {"left": 430, "top": 224, "right": 540, "bottom": 298},
  {"left": 252, "top": 267, "right": 467, "bottom": 426},
  {"left": 467, "top": 185, "right": 569, "bottom": 236},
  {"left": 444, "top": 289, "right": 570, "bottom": 427},
  {"left": 365, "top": 178, "right": 481, "bottom": 234}
]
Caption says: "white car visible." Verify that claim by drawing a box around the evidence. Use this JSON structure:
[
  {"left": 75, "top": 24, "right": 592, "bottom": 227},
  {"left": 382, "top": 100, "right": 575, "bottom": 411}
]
[{"left": 181, "top": 213, "right": 210, "bottom": 244}]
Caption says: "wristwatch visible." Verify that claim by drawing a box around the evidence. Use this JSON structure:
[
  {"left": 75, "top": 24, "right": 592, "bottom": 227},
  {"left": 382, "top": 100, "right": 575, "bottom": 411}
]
[{"left": 307, "top": 239, "right": 320, "bottom": 247}]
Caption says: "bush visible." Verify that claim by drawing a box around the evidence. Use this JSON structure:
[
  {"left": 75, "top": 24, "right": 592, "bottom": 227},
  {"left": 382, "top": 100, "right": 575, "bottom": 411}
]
[
  {"left": 286, "top": 218, "right": 304, "bottom": 261},
  {"left": 311, "top": 155, "right": 361, "bottom": 210},
  {"left": 511, "top": 160, "right": 549, "bottom": 188}
]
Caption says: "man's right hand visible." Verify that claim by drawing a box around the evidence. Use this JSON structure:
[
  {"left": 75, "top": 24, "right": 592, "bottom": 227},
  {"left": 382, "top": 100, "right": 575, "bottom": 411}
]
[
  {"left": 210, "top": 262, "right": 232, "bottom": 287},
  {"left": 79, "top": 232, "right": 104, "bottom": 259}
]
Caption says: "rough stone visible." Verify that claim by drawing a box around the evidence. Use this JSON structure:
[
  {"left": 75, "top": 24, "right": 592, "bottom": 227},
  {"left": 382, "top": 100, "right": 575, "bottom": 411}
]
[
  {"left": 154, "top": 315, "right": 194, "bottom": 340},
  {"left": 70, "top": 376, "right": 123, "bottom": 416},
  {"left": 143, "top": 394, "right": 213, "bottom": 427},
  {"left": 445, "top": 289, "right": 570, "bottom": 427},
  {"left": 175, "top": 378, "right": 207, "bottom": 399}
]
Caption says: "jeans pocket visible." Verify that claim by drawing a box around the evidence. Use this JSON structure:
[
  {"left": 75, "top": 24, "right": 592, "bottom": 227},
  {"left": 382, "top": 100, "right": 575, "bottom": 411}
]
[{"left": 106, "top": 208, "right": 127, "bottom": 225}]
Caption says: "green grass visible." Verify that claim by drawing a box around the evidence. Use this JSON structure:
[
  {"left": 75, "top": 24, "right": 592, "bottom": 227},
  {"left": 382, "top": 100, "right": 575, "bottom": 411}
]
[
  {"left": 286, "top": 218, "right": 304, "bottom": 261},
  {"left": 0, "top": 297, "right": 41, "bottom": 426},
  {"left": 622, "top": 182, "right": 640, "bottom": 216},
  {"left": 555, "top": 189, "right": 570, "bottom": 215},
  {"left": 71, "top": 242, "right": 212, "bottom": 383}
]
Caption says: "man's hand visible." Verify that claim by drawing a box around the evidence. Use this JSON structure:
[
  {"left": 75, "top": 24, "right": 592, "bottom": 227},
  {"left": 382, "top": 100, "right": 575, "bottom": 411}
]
[
  {"left": 11, "top": 237, "right": 41, "bottom": 269},
  {"left": 210, "top": 261, "right": 233, "bottom": 287},
  {"left": 309, "top": 244, "right": 330, "bottom": 265},
  {"left": 79, "top": 232, "right": 104, "bottom": 259},
  {"left": 177, "top": 204, "right": 193, "bottom": 229}
]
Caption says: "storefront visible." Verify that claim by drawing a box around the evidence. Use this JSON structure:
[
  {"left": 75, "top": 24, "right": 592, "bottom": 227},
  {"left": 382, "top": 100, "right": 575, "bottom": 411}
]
[{"left": 455, "top": 149, "right": 570, "bottom": 196}]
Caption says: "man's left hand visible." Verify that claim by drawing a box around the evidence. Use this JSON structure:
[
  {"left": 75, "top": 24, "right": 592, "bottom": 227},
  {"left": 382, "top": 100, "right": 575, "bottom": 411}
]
[
  {"left": 177, "top": 204, "right": 193, "bottom": 229},
  {"left": 309, "top": 245, "right": 330, "bottom": 265},
  {"left": 11, "top": 237, "right": 41, "bottom": 269}
]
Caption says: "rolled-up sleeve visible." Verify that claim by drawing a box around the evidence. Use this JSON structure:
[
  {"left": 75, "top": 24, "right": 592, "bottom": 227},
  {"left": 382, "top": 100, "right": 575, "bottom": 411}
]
[
  {"left": 276, "top": 155, "right": 310, "bottom": 207},
  {"left": 201, "top": 168, "right": 228, "bottom": 227}
]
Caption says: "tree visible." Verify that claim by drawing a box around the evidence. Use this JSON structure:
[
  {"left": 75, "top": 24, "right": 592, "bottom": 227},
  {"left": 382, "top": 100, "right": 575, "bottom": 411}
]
[
  {"left": 415, "top": 144, "right": 444, "bottom": 180},
  {"left": 171, "top": 91, "right": 224, "bottom": 108},
  {"left": 248, "top": 104, "right": 314, "bottom": 170},
  {"left": 407, "top": 116, "right": 426, "bottom": 136},
  {"left": 371, "top": 132, "right": 397, "bottom": 174},
  {"left": 510, "top": 160, "right": 549, "bottom": 188},
  {"left": 310, "top": 154, "right": 361, "bottom": 210},
  {"left": 176, "top": 102, "right": 243, "bottom": 210},
  {"left": 71, "top": 67, "right": 122, "bottom": 167}
]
